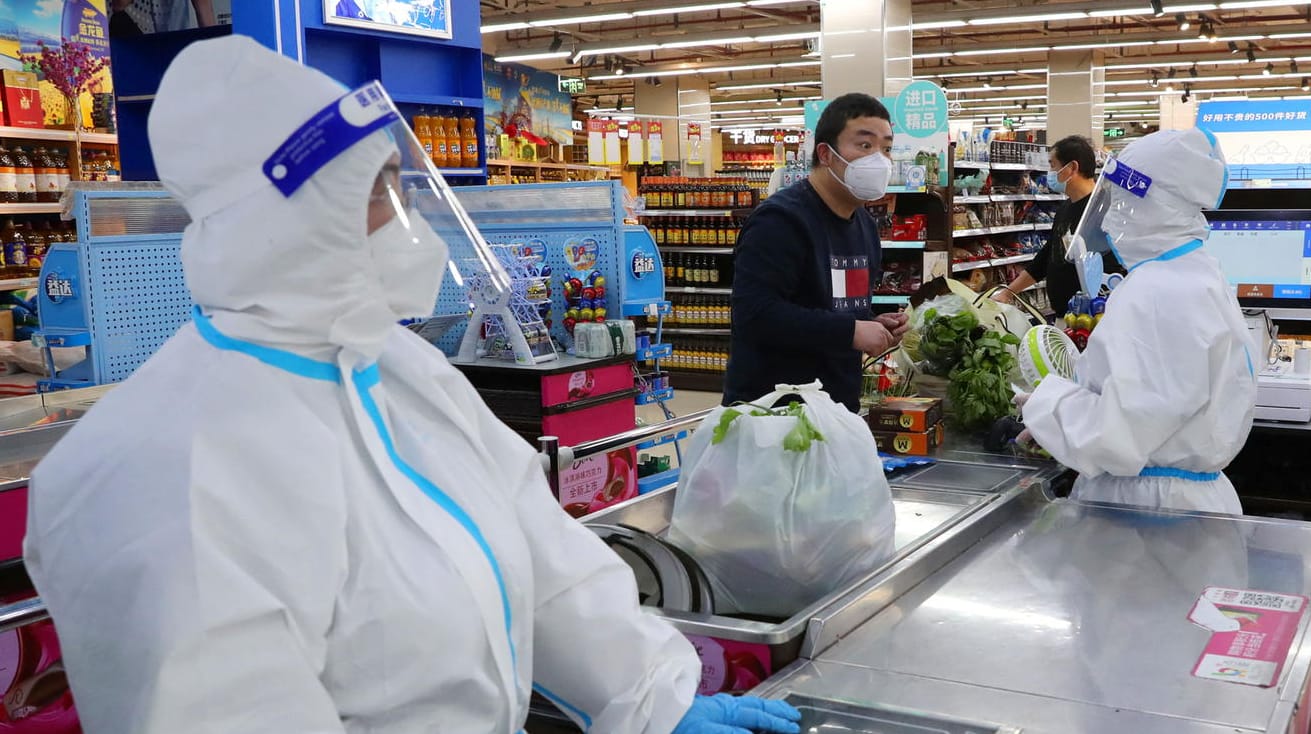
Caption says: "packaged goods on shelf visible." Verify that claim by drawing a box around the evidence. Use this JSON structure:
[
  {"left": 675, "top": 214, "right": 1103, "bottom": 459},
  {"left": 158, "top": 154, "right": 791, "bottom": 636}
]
[
  {"left": 411, "top": 107, "right": 481, "bottom": 169},
  {"left": 638, "top": 176, "right": 756, "bottom": 210},
  {"left": 647, "top": 215, "right": 740, "bottom": 247},
  {"left": 875, "top": 261, "right": 922, "bottom": 296}
]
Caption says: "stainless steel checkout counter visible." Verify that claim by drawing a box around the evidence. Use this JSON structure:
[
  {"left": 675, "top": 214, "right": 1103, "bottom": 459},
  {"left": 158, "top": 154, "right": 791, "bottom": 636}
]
[
  {"left": 2, "top": 392, "right": 1311, "bottom": 734},
  {"left": 537, "top": 416, "right": 1311, "bottom": 734}
]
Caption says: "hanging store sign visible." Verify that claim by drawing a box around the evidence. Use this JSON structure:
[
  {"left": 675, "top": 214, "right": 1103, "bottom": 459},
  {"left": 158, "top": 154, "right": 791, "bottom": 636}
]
[
  {"left": 628, "top": 121, "right": 646, "bottom": 164},
  {"left": 587, "top": 119, "right": 605, "bottom": 164},
  {"left": 686, "top": 122, "right": 704, "bottom": 164},
  {"left": 1105, "top": 127, "right": 1127, "bottom": 138},
  {"left": 559, "top": 77, "right": 587, "bottom": 94},
  {"left": 649, "top": 122, "right": 665, "bottom": 165},
  {"left": 604, "top": 120, "right": 621, "bottom": 164}
]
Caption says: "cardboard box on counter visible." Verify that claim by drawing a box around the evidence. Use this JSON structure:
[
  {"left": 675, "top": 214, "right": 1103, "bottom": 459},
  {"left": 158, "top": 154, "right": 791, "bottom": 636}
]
[
  {"left": 866, "top": 396, "right": 944, "bottom": 433},
  {"left": 871, "top": 421, "right": 945, "bottom": 456},
  {"left": 1, "top": 71, "right": 42, "bottom": 129}
]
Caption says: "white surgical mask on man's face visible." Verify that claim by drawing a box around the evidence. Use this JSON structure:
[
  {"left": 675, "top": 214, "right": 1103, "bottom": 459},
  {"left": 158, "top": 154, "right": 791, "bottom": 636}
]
[{"left": 826, "top": 145, "right": 892, "bottom": 201}]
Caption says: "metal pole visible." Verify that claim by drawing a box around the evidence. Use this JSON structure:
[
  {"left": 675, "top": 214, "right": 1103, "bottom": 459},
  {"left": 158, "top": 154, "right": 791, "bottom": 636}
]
[
  {"left": 0, "top": 597, "right": 48, "bottom": 634},
  {"left": 539, "top": 435, "right": 561, "bottom": 498},
  {"left": 565, "top": 408, "right": 713, "bottom": 460}
]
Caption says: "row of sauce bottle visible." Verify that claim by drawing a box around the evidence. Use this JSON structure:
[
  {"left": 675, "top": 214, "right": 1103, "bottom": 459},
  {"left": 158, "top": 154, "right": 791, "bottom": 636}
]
[
  {"left": 667, "top": 296, "right": 730, "bottom": 327},
  {"left": 665, "top": 338, "right": 730, "bottom": 373},
  {"left": 639, "top": 177, "right": 756, "bottom": 210},
  {"left": 412, "top": 108, "right": 480, "bottom": 169},
  {"left": 1, "top": 219, "right": 76, "bottom": 275},
  {"left": 664, "top": 252, "right": 727, "bottom": 287},
  {"left": 648, "top": 216, "right": 740, "bottom": 247},
  {"left": 0, "top": 146, "right": 70, "bottom": 203}
]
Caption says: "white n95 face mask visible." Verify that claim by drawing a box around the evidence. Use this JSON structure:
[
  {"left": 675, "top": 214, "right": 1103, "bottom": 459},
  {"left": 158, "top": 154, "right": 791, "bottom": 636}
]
[
  {"left": 828, "top": 147, "right": 893, "bottom": 201},
  {"left": 368, "top": 210, "right": 450, "bottom": 319}
]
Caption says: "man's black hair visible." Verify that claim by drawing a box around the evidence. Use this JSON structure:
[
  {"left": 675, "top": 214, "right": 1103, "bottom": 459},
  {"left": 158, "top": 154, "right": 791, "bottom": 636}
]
[
  {"left": 811, "top": 93, "right": 892, "bottom": 167},
  {"left": 1050, "top": 135, "right": 1097, "bottom": 179}
]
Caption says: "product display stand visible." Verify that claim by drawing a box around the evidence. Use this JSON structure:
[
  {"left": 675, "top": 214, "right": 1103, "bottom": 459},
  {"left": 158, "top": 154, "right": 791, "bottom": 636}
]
[{"left": 457, "top": 244, "right": 557, "bottom": 365}]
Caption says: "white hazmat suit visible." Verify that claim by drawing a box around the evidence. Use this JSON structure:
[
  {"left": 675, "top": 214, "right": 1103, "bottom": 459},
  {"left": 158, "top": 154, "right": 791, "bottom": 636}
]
[
  {"left": 1024, "top": 128, "right": 1256, "bottom": 516},
  {"left": 22, "top": 35, "right": 703, "bottom": 733}
]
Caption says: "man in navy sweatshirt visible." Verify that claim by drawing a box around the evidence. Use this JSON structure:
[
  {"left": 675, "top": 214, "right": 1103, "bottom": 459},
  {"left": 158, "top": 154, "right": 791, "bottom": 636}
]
[{"left": 724, "top": 93, "right": 909, "bottom": 412}]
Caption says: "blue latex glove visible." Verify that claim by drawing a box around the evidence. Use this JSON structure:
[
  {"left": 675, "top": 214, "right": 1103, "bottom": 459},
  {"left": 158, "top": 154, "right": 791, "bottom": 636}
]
[{"left": 673, "top": 694, "right": 802, "bottom": 734}]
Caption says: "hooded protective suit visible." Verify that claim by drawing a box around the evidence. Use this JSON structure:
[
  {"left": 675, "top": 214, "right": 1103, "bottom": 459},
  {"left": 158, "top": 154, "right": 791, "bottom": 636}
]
[
  {"left": 22, "top": 35, "right": 703, "bottom": 734},
  {"left": 1024, "top": 128, "right": 1256, "bottom": 516}
]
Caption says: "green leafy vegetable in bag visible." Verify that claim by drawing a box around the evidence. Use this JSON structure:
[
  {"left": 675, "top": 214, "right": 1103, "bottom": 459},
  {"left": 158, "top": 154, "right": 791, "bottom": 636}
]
[
  {"left": 948, "top": 330, "right": 1022, "bottom": 430},
  {"left": 711, "top": 402, "right": 825, "bottom": 452}
]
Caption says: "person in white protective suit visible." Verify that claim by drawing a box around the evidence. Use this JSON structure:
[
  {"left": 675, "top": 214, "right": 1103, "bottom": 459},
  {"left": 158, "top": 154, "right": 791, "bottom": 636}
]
[
  {"left": 21, "top": 35, "right": 802, "bottom": 734},
  {"left": 1018, "top": 127, "right": 1256, "bottom": 516}
]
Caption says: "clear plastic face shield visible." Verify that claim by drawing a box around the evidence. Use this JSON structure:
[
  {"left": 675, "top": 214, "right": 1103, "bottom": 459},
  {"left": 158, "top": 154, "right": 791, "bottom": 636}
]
[
  {"left": 1065, "top": 156, "right": 1153, "bottom": 294},
  {"left": 262, "top": 81, "right": 509, "bottom": 319}
]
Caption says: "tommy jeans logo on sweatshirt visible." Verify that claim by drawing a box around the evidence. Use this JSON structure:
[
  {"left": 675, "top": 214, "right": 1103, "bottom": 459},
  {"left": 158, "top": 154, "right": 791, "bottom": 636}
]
[{"left": 830, "top": 254, "right": 871, "bottom": 312}]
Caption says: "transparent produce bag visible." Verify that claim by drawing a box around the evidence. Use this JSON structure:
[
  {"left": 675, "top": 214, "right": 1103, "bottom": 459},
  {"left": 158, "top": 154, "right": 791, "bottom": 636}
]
[{"left": 667, "top": 381, "right": 897, "bottom": 618}]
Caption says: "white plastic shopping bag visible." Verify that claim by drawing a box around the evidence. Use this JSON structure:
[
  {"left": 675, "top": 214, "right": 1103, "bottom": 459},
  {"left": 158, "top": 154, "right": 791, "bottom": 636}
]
[{"left": 667, "top": 381, "right": 896, "bottom": 618}]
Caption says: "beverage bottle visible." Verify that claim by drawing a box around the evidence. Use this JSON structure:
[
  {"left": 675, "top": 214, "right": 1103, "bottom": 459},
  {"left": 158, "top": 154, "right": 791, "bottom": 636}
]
[
  {"left": 444, "top": 110, "right": 461, "bottom": 170},
  {"left": 430, "top": 110, "right": 448, "bottom": 168},
  {"left": 460, "top": 111, "right": 479, "bottom": 168},
  {"left": 414, "top": 108, "right": 434, "bottom": 160},
  {"left": 25, "top": 222, "right": 46, "bottom": 275},
  {"left": 33, "top": 148, "right": 56, "bottom": 202},
  {"left": 53, "top": 150, "right": 70, "bottom": 194},
  {"left": 674, "top": 253, "right": 685, "bottom": 286},
  {"left": 5, "top": 220, "right": 28, "bottom": 273},
  {"left": 12, "top": 148, "right": 36, "bottom": 202},
  {"left": 0, "top": 147, "right": 17, "bottom": 204},
  {"left": 709, "top": 257, "right": 721, "bottom": 285}
]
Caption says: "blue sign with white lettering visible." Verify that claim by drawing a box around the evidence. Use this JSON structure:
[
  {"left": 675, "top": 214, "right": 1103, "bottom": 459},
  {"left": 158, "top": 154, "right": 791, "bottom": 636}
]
[
  {"left": 1197, "top": 99, "right": 1311, "bottom": 133},
  {"left": 263, "top": 81, "right": 401, "bottom": 197},
  {"left": 1104, "top": 158, "right": 1152, "bottom": 199}
]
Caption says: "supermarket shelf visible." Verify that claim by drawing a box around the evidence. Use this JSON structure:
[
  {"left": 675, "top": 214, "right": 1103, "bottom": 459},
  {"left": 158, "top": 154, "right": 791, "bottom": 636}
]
[
  {"left": 1032, "top": 222, "right": 1053, "bottom": 231},
  {"left": 667, "top": 286, "right": 732, "bottom": 295},
  {"left": 989, "top": 162, "right": 1045, "bottom": 171},
  {"left": 954, "top": 160, "right": 989, "bottom": 170},
  {"left": 958, "top": 193, "right": 1070, "bottom": 204},
  {"left": 871, "top": 295, "right": 911, "bottom": 305},
  {"left": 887, "top": 185, "right": 927, "bottom": 194},
  {"left": 0, "top": 277, "right": 37, "bottom": 291},
  {"left": 486, "top": 158, "right": 610, "bottom": 173},
  {"left": 661, "top": 247, "right": 734, "bottom": 255},
  {"left": 439, "top": 168, "right": 486, "bottom": 177},
  {"left": 389, "top": 93, "right": 483, "bottom": 109},
  {"left": 0, "top": 126, "right": 117, "bottom": 145},
  {"left": 953, "top": 223, "right": 1034, "bottom": 238},
  {"left": 641, "top": 209, "right": 737, "bottom": 217},
  {"left": 993, "top": 253, "right": 1037, "bottom": 267},
  {"left": 0, "top": 204, "right": 61, "bottom": 215},
  {"left": 660, "top": 327, "right": 731, "bottom": 335},
  {"left": 952, "top": 252, "right": 1037, "bottom": 273},
  {"left": 667, "top": 370, "right": 725, "bottom": 393},
  {"left": 882, "top": 240, "right": 926, "bottom": 250}
]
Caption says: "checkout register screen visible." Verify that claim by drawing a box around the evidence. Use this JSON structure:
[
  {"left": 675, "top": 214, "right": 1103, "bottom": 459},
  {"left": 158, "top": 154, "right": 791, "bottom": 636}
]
[{"left": 1203, "top": 219, "right": 1311, "bottom": 300}]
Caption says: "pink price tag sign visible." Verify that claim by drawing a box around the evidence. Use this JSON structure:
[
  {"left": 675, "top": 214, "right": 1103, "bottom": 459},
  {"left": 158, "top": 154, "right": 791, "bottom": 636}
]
[{"left": 1190, "top": 586, "right": 1309, "bottom": 688}]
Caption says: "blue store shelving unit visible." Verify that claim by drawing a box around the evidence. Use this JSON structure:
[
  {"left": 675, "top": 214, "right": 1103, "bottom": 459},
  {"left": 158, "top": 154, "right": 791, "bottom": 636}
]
[{"left": 109, "top": 0, "right": 488, "bottom": 184}]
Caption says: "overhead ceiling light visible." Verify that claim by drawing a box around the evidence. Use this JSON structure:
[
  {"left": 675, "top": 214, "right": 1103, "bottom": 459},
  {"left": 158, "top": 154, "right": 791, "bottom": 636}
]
[
  {"left": 1163, "top": 4, "right": 1217, "bottom": 11},
  {"left": 754, "top": 31, "right": 822, "bottom": 42},
  {"left": 549, "top": 33, "right": 563, "bottom": 52},
  {"left": 481, "top": 21, "right": 531, "bottom": 33},
  {"left": 1090, "top": 7, "right": 1153, "bottom": 17},
  {"left": 1303, "top": 77, "right": 1310, "bottom": 90},
  {"left": 493, "top": 50, "right": 572, "bottom": 62},
  {"left": 1293, "top": 60, "right": 1300, "bottom": 74},
  {"left": 1150, "top": 71, "right": 1160, "bottom": 87},
  {"left": 911, "top": 19, "right": 968, "bottom": 29},
  {"left": 716, "top": 80, "right": 821, "bottom": 91},
  {"left": 1265, "top": 62, "right": 1274, "bottom": 75},
  {"left": 632, "top": 2, "right": 746, "bottom": 16},
  {"left": 1177, "top": 13, "right": 1190, "bottom": 30},
  {"left": 1227, "top": 41, "right": 1239, "bottom": 53},
  {"left": 1197, "top": 21, "right": 1211, "bottom": 40},
  {"left": 983, "top": 77, "right": 992, "bottom": 88},
  {"left": 1190, "top": 64, "right": 1199, "bottom": 77},
  {"left": 659, "top": 36, "right": 754, "bottom": 49},
  {"left": 967, "top": 11, "right": 1089, "bottom": 25},
  {"left": 1151, "top": 0, "right": 1165, "bottom": 14},
  {"left": 1247, "top": 43, "right": 1258, "bottom": 63},
  {"left": 1168, "top": 67, "right": 1178, "bottom": 79},
  {"left": 1219, "top": 0, "right": 1301, "bottom": 7}
]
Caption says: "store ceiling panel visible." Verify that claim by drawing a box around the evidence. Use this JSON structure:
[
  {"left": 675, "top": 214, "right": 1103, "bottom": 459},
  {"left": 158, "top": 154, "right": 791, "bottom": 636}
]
[{"left": 478, "top": 0, "right": 1311, "bottom": 120}]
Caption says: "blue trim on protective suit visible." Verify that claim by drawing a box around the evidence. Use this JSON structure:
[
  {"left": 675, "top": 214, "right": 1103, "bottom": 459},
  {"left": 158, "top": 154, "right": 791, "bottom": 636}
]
[
  {"left": 533, "top": 683, "right": 593, "bottom": 731},
  {"left": 349, "top": 365, "right": 518, "bottom": 669},
  {"left": 1127, "top": 239, "right": 1204, "bottom": 272},
  {"left": 1197, "top": 127, "right": 1231, "bottom": 208},
  {"left": 191, "top": 306, "right": 340, "bottom": 383},
  {"left": 1244, "top": 345, "right": 1255, "bottom": 378},
  {"left": 1138, "top": 467, "right": 1222, "bottom": 482}
]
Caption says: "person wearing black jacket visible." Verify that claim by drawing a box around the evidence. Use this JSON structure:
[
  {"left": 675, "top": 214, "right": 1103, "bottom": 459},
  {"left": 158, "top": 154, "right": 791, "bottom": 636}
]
[
  {"left": 998, "top": 135, "right": 1122, "bottom": 312},
  {"left": 724, "top": 93, "right": 909, "bottom": 413}
]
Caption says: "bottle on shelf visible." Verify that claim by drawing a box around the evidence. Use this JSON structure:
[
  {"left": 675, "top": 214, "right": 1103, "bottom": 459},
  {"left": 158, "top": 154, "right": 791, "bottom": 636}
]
[
  {"left": 430, "top": 110, "right": 448, "bottom": 168},
  {"left": 33, "top": 148, "right": 57, "bottom": 203},
  {"left": 414, "top": 108, "right": 434, "bottom": 161},
  {"left": 0, "top": 146, "right": 17, "bottom": 204},
  {"left": 3, "top": 219, "right": 27, "bottom": 274},
  {"left": 104, "top": 151, "right": 122, "bottom": 183},
  {"left": 443, "top": 110, "right": 461, "bottom": 171},
  {"left": 53, "top": 150, "right": 69, "bottom": 195},
  {"left": 460, "top": 110, "right": 479, "bottom": 169},
  {"left": 12, "top": 148, "right": 36, "bottom": 203},
  {"left": 26, "top": 221, "right": 46, "bottom": 275}
]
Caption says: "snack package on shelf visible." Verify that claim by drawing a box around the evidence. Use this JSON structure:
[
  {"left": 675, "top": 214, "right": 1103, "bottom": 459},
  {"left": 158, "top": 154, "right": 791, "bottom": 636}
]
[{"left": 876, "top": 261, "right": 922, "bottom": 295}]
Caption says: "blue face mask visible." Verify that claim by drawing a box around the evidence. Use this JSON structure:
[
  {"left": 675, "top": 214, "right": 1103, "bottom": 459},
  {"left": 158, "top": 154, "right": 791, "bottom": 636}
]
[{"left": 1045, "top": 163, "right": 1070, "bottom": 195}]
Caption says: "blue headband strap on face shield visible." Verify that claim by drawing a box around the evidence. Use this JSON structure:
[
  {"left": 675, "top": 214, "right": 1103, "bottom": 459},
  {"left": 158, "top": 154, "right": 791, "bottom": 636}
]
[
  {"left": 1102, "top": 157, "right": 1152, "bottom": 199},
  {"left": 263, "top": 81, "right": 401, "bottom": 197}
]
